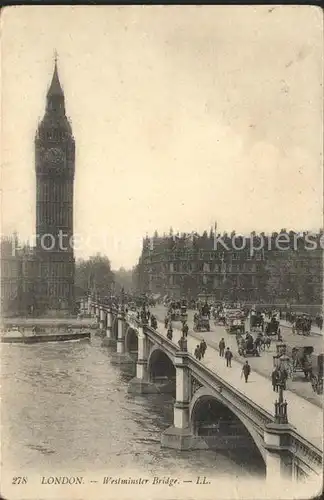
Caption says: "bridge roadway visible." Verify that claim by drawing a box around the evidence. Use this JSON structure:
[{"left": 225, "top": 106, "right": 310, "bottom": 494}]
[
  {"left": 148, "top": 306, "right": 322, "bottom": 452},
  {"left": 151, "top": 306, "right": 323, "bottom": 408},
  {"left": 279, "top": 319, "right": 322, "bottom": 337}
]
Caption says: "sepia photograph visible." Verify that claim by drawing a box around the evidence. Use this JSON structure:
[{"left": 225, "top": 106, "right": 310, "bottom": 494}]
[{"left": 0, "top": 5, "right": 323, "bottom": 500}]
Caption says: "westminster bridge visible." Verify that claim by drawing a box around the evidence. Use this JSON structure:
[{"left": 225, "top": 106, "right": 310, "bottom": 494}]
[{"left": 80, "top": 297, "right": 322, "bottom": 485}]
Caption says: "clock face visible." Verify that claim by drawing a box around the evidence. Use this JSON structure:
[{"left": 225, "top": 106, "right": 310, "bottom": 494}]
[{"left": 44, "top": 147, "right": 65, "bottom": 165}]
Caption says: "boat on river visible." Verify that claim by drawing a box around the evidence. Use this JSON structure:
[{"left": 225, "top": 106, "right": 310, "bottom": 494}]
[{"left": 1, "top": 324, "right": 91, "bottom": 344}]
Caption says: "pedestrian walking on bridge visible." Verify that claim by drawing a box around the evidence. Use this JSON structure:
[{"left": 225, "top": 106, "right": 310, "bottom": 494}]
[
  {"left": 219, "top": 338, "right": 225, "bottom": 357},
  {"left": 194, "top": 344, "right": 202, "bottom": 361},
  {"left": 225, "top": 347, "right": 233, "bottom": 367},
  {"left": 182, "top": 321, "right": 189, "bottom": 338},
  {"left": 178, "top": 336, "right": 188, "bottom": 352},
  {"left": 242, "top": 361, "right": 251, "bottom": 382},
  {"left": 200, "top": 339, "right": 207, "bottom": 359}
]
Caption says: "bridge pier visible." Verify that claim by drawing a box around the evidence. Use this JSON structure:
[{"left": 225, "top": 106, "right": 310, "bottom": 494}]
[
  {"left": 128, "top": 325, "right": 160, "bottom": 394},
  {"left": 264, "top": 423, "right": 294, "bottom": 482},
  {"left": 102, "top": 308, "right": 116, "bottom": 347},
  {"left": 161, "top": 351, "right": 194, "bottom": 450},
  {"left": 111, "top": 312, "right": 133, "bottom": 365}
]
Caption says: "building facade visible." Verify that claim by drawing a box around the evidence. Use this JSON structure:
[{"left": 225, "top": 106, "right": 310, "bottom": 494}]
[
  {"left": 0, "top": 236, "right": 22, "bottom": 316},
  {"left": 134, "top": 230, "right": 323, "bottom": 312},
  {"left": 34, "top": 57, "right": 75, "bottom": 316}
]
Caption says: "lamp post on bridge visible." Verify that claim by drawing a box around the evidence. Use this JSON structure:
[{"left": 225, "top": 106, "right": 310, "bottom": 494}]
[
  {"left": 274, "top": 381, "right": 288, "bottom": 424},
  {"left": 265, "top": 350, "right": 295, "bottom": 482},
  {"left": 273, "top": 353, "right": 289, "bottom": 424},
  {"left": 140, "top": 304, "right": 148, "bottom": 325},
  {"left": 120, "top": 286, "right": 125, "bottom": 314}
]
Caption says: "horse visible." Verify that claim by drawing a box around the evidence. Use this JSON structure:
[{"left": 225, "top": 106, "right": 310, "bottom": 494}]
[{"left": 258, "top": 334, "right": 271, "bottom": 351}]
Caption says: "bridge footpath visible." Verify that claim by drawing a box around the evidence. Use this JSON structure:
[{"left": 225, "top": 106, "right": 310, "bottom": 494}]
[
  {"left": 152, "top": 306, "right": 323, "bottom": 408},
  {"left": 151, "top": 312, "right": 322, "bottom": 452}
]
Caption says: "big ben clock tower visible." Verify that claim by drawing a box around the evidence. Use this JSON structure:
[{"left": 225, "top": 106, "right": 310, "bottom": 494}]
[{"left": 35, "top": 55, "right": 75, "bottom": 316}]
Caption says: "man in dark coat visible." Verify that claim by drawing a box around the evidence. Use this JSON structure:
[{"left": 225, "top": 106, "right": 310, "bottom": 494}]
[
  {"left": 225, "top": 347, "right": 233, "bottom": 367},
  {"left": 219, "top": 338, "right": 226, "bottom": 357},
  {"left": 242, "top": 361, "right": 251, "bottom": 382},
  {"left": 194, "top": 344, "right": 201, "bottom": 360},
  {"left": 200, "top": 339, "right": 207, "bottom": 359},
  {"left": 182, "top": 322, "right": 189, "bottom": 338},
  {"left": 178, "top": 336, "right": 188, "bottom": 352}
]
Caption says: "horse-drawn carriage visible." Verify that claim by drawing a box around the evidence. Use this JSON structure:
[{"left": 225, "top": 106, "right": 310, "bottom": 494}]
[
  {"left": 168, "top": 301, "right": 182, "bottom": 321},
  {"left": 214, "top": 310, "right": 226, "bottom": 325},
  {"left": 293, "top": 315, "right": 312, "bottom": 336},
  {"left": 290, "top": 346, "right": 314, "bottom": 380},
  {"left": 264, "top": 317, "right": 280, "bottom": 336},
  {"left": 237, "top": 334, "right": 260, "bottom": 357},
  {"left": 180, "top": 300, "right": 188, "bottom": 322},
  {"left": 250, "top": 312, "right": 264, "bottom": 332},
  {"left": 193, "top": 313, "right": 210, "bottom": 332},
  {"left": 199, "top": 302, "right": 210, "bottom": 318},
  {"left": 226, "top": 317, "right": 245, "bottom": 335},
  {"left": 224, "top": 309, "right": 245, "bottom": 333}
]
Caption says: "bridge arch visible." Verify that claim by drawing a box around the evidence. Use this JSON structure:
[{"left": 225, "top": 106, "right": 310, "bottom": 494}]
[
  {"left": 190, "top": 387, "right": 266, "bottom": 469},
  {"left": 147, "top": 346, "right": 176, "bottom": 385},
  {"left": 124, "top": 326, "right": 138, "bottom": 354}
]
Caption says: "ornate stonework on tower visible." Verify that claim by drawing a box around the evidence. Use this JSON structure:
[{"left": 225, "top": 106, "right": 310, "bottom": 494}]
[{"left": 35, "top": 56, "right": 75, "bottom": 316}]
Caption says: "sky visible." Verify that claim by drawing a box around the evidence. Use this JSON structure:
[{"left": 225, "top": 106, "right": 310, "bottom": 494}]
[{"left": 1, "top": 6, "right": 323, "bottom": 269}]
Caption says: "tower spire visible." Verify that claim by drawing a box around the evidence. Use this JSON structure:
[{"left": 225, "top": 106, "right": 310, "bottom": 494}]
[{"left": 47, "top": 51, "right": 64, "bottom": 97}]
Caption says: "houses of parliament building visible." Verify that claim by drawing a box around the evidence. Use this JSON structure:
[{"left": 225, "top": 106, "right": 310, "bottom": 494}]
[
  {"left": 1, "top": 58, "right": 76, "bottom": 317},
  {"left": 133, "top": 229, "right": 323, "bottom": 313}
]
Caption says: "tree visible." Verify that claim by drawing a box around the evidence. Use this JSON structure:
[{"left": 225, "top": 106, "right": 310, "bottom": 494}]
[
  {"left": 114, "top": 267, "right": 134, "bottom": 293},
  {"left": 75, "top": 254, "right": 114, "bottom": 298}
]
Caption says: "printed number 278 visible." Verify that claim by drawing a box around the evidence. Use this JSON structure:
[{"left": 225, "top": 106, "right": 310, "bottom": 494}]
[{"left": 12, "top": 477, "right": 28, "bottom": 485}]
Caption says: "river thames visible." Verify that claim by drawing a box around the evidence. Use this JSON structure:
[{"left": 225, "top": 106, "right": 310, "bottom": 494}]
[{"left": 1, "top": 334, "right": 293, "bottom": 500}]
